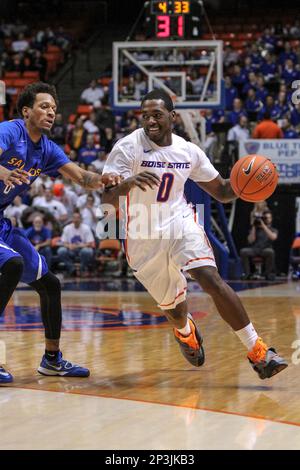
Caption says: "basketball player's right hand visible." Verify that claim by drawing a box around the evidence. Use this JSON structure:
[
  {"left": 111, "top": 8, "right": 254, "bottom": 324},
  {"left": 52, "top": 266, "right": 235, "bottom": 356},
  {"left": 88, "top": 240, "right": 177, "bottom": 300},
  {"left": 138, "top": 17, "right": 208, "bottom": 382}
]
[
  {"left": 125, "top": 172, "right": 160, "bottom": 192},
  {"left": 0, "top": 167, "right": 31, "bottom": 188}
]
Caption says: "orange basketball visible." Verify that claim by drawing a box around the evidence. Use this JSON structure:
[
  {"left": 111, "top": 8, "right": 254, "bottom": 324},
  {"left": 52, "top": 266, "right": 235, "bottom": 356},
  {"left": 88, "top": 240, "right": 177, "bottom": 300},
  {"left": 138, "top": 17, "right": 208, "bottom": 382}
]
[{"left": 230, "top": 155, "right": 279, "bottom": 202}]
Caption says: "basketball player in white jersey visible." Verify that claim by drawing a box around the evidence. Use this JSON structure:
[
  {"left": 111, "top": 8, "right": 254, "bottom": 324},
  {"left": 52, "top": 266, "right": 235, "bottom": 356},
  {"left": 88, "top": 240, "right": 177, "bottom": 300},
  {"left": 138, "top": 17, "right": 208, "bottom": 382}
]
[{"left": 102, "top": 89, "right": 287, "bottom": 379}]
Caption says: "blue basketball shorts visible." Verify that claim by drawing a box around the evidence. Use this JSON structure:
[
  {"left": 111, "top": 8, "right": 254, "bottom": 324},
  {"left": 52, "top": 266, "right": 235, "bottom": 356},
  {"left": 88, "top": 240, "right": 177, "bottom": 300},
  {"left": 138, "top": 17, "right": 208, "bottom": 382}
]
[{"left": 0, "top": 218, "right": 48, "bottom": 284}]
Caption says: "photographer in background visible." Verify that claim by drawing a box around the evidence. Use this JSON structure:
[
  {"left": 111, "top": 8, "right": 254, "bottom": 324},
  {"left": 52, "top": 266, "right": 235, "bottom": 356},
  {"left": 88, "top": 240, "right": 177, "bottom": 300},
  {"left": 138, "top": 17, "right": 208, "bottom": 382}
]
[{"left": 240, "top": 210, "right": 278, "bottom": 281}]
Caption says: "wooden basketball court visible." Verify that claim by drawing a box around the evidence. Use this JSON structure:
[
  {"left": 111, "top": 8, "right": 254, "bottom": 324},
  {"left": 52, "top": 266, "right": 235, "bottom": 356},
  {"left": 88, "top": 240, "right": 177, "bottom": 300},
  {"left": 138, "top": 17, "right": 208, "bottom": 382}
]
[{"left": 1, "top": 279, "right": 300, "bottom": 450}]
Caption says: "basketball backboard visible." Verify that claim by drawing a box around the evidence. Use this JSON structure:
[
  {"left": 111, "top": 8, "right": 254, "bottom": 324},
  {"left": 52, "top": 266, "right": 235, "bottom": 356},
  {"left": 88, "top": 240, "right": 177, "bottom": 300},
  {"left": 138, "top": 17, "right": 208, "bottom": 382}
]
[{"left": 112, "top": 40, "right": 224, "bottom": 110}]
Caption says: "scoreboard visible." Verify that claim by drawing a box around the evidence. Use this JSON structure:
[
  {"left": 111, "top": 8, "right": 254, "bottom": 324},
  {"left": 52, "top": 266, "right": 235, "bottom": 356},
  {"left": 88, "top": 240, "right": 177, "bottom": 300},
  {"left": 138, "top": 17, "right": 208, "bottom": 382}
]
[{"left": 146, "top": 0, "right": 203, "bottom": 39}]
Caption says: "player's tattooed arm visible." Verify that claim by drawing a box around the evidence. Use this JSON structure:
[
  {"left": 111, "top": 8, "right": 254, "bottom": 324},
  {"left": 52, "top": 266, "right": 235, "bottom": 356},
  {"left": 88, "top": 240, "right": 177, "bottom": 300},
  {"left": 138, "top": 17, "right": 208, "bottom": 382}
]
[
  {"left": 58, "top": 162, "right": 121, "bottom": 190},
  {"left": 101, "top": 171, "right": 161, "bottom": 208},
  {"left": 196, "top": 175, "right": 237, "bottom": 203}
]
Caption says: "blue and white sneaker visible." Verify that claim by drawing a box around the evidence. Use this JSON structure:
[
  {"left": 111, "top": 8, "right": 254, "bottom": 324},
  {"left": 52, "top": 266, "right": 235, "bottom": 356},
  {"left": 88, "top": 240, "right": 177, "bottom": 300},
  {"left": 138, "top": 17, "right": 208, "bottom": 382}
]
[
  {"left": 37, "top": 352, "right": 90, "bottom": 377},
  {"left": 0, "top": 366, "right": 13, "bottom": 384}
]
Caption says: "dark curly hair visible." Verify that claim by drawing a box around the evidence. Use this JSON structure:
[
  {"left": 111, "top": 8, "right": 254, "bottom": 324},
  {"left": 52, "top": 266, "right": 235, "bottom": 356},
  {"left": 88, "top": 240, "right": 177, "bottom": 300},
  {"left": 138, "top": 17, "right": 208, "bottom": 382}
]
[{"left": 17, "top": 82, "right": 58, "bottom": 117}]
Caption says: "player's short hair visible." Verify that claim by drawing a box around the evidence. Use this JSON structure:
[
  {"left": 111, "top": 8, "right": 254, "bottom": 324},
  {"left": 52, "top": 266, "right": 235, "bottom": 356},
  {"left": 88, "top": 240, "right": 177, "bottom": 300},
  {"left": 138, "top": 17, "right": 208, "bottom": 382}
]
[
  {"left": 17, "top": 82, "right": 58, "bottom": 116},
  {"left": 141, "top": 89, "right": 174, "bottom": 112}
]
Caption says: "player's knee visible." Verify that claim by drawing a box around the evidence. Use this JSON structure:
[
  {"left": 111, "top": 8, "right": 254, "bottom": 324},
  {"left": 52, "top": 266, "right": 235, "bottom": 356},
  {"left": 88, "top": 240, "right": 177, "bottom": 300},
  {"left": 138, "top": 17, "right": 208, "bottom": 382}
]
[
  {"left": 1, "top": 256, "right": 24, "bottom": 281},
  {"left": 42, "top": 272, "right": 61, "bottom": 295},
  {"left": 190, "top": 267, "right": 225, "bottom": 296}
]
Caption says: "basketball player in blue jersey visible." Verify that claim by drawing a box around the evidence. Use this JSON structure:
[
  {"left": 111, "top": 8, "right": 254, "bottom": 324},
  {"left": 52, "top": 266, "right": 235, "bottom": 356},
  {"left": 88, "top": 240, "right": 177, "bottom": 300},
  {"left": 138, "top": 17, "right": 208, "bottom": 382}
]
[{"left": 0, "top": 82, "right": 120, "bottom": 384}]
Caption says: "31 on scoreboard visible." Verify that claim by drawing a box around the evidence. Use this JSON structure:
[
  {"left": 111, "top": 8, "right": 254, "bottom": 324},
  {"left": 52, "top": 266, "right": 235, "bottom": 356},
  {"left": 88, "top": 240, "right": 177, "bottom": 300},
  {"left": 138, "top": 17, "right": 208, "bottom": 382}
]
[{"left": 147, "top": 0, "right": 202, "bottom": 39}]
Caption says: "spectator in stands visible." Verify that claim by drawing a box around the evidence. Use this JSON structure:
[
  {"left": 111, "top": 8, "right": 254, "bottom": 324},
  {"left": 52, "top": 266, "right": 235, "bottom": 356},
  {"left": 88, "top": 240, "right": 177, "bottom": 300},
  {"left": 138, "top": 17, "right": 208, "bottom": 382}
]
[
  {"left": 26, "top": 215, "right": 52, "bottom": 268},
  {"left": 55, "top": 25, "right": 72, "bottom": 53},
  {"left": 245, "top": 88, "right": 263, "bottom": 115},
  {"left": 51, "top": 112, "right": 67, "bottom": 147},
  {"left": 290, "top": 20, "right": 300, "bottom": 39},
  {"left": 188, "top": 69, "right": 204, "bottom": 95},
  {"left": 78, "top": 134, "right": 99, "bottom": 169},
  {"left": 227, "top": 115, "right": 250, "bottom": 142},
  {"left": 291, "top": 103, "right": 300, "bottom": 129},
  {"left": 76, "top": 190, "right": 101, "bottom": 209},
  {"left": 53, "top": 182, "right": 77, "bottom": 219},
  {"left": 10, "top": 53, "right": 24, "bottom": 72},
  {"left": 281, "top": 117, "right": 299, "bottom": 138},
  {"left": 228, "top": 98, "right": 247, "bottom": 125},
  {"left": 80, "top": 79, "right": 104, "bottom": 105},
  {"left": 33, "top": 187, "right": 68, "bottom": 224},
  {"left": 11, "top": 32, "right": 29, "bottom": 53},
  {"left": 83, "top": 111, "right": 100, "bottom": 135},
  {"left": 224, "top": 76, "right": 238, "bottom": 111},
  {"left": 95, "top": 96, "right": 115, "bottom": 152},
  {"left": 259, "top": 52, "right": 278, "bottom": 83},
  {"left": 248, "top": 43, "right": 264, "bottom": 71},
  {"left": 257, "top": 95, "right": 278, "bottom": 121},
  {"left": 32, "top": 50, "right": 47, "bottom": 81},
  {"left": 249, "top": 201, "right": 269, "bottom": 226},
  {"left": 231, "top": 65, "right": 247, "bottom": 94},
  {"left": 281, "top": 59, "right": 300, "bottom": 86},
  {"left": 122, "top": 76, "right": 136, "bottom": 100},
  {"left": 133, "top": 72, "right": 147, "bottom": 100},
  {"left": 252, "top": 111, "right": 283, "bottom": 138},
  {"left": 3, "top": 195, "right": 28, "bottom": 227},
  {"left": 81, "top": 194, "right": 99, "bottom": 232},
  {"left": 279, "top": 42, "right": 298, "bottom": 67},
  {"left": 260, "top": 27, "right": 277, "bottom": 52},
  {"left": 274, "top": 90, "right": 290, "bottom": 119},
  {"left": 223, "top": 44, "right": 239, "bottom": 67},
  {"left": 57, "top": 211, "right": 95, "bottom": 277},
  {"left": 240, "top": 210, "right": 278, "bottom": 281},
  {"left": 92, "top": 151, "right": 107, "bottom": 174},
  {"left": 67, "top": 116, "right": 87, "bottom": 150},
  {"left": 242, "top": 72, "right": 258, "bottom": 97},
  {"left": 242, "top": 56, "right": 256, "bottom": 76}
]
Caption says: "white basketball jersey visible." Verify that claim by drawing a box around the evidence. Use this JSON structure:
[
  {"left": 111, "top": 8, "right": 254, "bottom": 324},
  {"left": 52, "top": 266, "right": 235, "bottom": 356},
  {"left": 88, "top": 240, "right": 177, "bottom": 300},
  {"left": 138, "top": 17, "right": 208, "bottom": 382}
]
[{"left": 103, "top": 128, "right": 219, "bottom": 237}]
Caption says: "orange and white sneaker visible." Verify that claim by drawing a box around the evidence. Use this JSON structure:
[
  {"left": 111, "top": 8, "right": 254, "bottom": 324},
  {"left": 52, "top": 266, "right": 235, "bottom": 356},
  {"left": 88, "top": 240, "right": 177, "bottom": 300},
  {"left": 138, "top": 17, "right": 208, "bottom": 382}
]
[
  {"left": 174, "top": 313, "right": 205, "bottom": 367},
  {"left": 247, "top": 338, "right": 288, "bottom": 379}
]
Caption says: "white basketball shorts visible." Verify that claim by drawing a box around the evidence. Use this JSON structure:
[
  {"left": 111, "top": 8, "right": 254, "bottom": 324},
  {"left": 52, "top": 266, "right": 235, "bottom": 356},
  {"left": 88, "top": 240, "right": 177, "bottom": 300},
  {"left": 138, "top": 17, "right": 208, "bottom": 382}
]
[{"left": 125, "top": 213, "right": 216, "bottom": 310}]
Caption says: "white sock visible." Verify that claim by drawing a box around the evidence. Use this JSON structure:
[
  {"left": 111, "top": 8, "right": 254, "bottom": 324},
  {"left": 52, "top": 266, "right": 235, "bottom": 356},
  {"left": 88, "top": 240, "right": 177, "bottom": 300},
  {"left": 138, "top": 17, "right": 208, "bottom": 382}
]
[
  {"left": 235, "top": 323, "right": 258, "bottom": 351},
  {"left": 177, "top": 317, "right": 192, "bottom": 336}
]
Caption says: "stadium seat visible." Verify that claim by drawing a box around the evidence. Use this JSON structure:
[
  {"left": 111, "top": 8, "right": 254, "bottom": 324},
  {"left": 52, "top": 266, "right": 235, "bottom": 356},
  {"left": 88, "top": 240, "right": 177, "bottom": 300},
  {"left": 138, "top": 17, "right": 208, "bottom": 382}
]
[
  {"left": 76, "top": 104, "right": 93, "bottom": 115},
  {"left": 23, "top": 71, "right": 40, "bottom": 80},
  {"left": 4, "top": 71, "right": 21, "bottom": 78}
]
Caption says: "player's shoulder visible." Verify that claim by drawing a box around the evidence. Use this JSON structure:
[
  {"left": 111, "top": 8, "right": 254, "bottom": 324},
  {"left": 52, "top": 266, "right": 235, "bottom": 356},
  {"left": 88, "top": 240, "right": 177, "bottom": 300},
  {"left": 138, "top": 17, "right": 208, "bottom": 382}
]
[
  {"left": 172, "top": 133, "right": 207, "bottom": 158},
  {"left": 112, "top": 128, "right": 143, "bottom": 152},
  {"left": 0, "top": 118, "right": 24, "bottom": 132}
]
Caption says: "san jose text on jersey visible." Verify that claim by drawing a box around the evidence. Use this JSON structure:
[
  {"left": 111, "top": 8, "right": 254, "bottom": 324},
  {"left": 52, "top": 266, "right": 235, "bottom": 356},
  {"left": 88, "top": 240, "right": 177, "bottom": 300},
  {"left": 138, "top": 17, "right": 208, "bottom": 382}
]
[{"left": 0, "top": 119, "right": 70, "bottom": 216}]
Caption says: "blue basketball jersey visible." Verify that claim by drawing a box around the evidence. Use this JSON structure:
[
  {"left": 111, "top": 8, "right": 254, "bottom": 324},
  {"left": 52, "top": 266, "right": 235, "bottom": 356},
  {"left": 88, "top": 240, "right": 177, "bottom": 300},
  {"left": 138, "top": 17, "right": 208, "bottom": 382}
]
[{"left": 0, "top": 119, "right": 70, "bottom": 217}]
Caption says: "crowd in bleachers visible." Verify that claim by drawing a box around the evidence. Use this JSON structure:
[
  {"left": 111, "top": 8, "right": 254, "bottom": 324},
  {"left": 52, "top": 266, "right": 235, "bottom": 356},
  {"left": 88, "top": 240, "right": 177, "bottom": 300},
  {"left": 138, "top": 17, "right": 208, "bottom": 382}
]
[
  {"left": 1, "top": 14, "right": 300, "bottom": 278},
  {"left": 0, "top": 19, "right": 73, "bottom": 120}
]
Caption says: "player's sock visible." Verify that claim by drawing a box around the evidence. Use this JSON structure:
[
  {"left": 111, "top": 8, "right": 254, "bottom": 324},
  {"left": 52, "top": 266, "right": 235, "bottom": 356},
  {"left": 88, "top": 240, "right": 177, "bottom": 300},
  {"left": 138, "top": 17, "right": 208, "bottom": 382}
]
[
  {"left": 45, "top": 350, "right": 60, "bottom": 362},
  {"left": 235, "top": 322, "right": 259, "bottom": 351},
  {"left": 0, "top": 257, "right": 24, "bottom": 315},
  {"left": 176, "top": 316, "right": 192, "bottom": 336}
]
